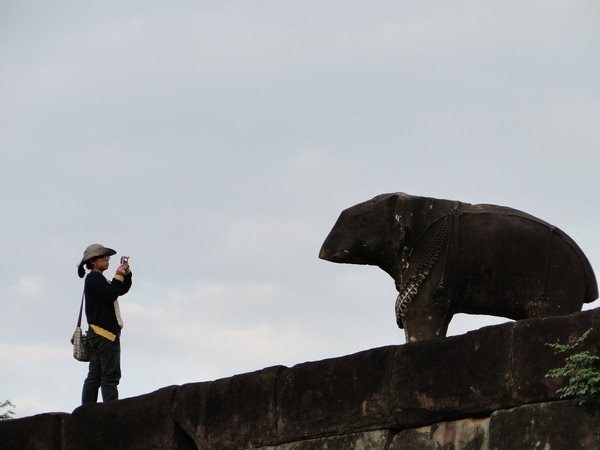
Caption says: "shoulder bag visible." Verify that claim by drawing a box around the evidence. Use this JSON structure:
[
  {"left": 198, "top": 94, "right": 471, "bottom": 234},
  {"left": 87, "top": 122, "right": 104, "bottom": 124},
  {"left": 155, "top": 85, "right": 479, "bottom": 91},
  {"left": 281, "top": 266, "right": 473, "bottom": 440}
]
[{"left": 71, "top": 291, "right": 91, "bottom": 362}]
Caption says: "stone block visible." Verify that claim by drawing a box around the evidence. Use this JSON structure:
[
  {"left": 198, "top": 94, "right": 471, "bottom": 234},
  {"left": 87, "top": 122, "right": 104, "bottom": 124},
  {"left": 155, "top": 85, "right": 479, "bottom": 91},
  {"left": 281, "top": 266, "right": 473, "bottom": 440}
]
[
  {"left": 276, "top": 346, "right": 397, "bottom": 441},
  {"left": 511, "top": 308, "right": 600, "bottom": 404},
  {"left": 489, "top": 399, "right": 600, "bottom": 449},
  {"left": 391, "top": 322, "right": 513, "bottom": 426},
  {"left": 62, "top": 385, "right": 193, "bottom": 449},
  {"left": 0, "top": 412, "right": 67, "bottom": 450},
  {"left": 172, "top": 365, "right": 285, "bottom": 449},
  {"left": 258, "top": 429, "right": 393, "bottom": 449},
  {"left": 390, "top": 417, "right": 489, "bottom": 450}
]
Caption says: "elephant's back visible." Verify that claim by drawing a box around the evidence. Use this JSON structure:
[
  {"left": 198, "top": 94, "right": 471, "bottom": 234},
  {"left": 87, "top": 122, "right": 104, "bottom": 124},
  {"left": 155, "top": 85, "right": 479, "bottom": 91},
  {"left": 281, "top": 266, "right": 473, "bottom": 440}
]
[
  {"left": 462, "top": 203, "right": 554, "bottom": 228},
  {"left": 457, "top": 204, "right": 598, "bottom": 303}
]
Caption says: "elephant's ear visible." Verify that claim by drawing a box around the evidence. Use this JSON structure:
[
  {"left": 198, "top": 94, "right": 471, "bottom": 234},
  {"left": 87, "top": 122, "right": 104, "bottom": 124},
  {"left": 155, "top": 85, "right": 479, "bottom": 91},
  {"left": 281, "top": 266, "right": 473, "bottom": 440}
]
[
  {"left": 389, "top": 193, "right": 412, "bottom": 245},
  {"left": 393, "top": 193, "right": 413, "bottom": 235}
]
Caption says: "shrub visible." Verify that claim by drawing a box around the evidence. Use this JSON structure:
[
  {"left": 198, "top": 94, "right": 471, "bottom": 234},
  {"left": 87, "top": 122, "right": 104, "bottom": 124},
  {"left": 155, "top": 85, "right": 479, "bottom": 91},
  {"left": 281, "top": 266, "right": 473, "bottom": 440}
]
[
  {"left": 545, "top": 328, "right": 600, "bottom": 405},
  {"left": 0, "top": 399, "right": 15, "bottom": 420}
]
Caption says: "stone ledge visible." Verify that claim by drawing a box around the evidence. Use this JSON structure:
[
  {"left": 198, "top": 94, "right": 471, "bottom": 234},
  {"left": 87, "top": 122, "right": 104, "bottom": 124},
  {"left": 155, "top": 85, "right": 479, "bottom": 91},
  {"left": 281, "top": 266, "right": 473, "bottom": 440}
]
[
  {"left": 62, "top": 385, "right": 194, "bottom": 450},
  {"left": 0, "top": 412, "right": 67, "bottom": 450},
  {"left": 172, "top": 365, "right": 285, "bottom": 449},
  {"left": 489, "top": 400, "right": 600, "bottom": 449},
  {"left": 2, "top": 308, "right": 599, "bottom": 448}
]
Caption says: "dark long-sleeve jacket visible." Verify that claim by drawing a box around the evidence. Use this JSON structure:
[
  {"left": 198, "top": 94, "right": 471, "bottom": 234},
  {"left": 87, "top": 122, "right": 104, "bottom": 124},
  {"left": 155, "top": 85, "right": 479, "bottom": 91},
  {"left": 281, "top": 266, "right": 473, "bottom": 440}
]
[{"left": 84, "top": 270, "right": 132, "bottom": 339}]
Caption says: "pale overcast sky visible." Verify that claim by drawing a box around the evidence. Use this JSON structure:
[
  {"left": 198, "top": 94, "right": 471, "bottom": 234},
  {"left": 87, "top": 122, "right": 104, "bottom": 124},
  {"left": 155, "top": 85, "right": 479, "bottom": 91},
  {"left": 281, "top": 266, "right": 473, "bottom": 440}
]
[{"left": 2, "top": 1, "right": 600, "bottom": 418}]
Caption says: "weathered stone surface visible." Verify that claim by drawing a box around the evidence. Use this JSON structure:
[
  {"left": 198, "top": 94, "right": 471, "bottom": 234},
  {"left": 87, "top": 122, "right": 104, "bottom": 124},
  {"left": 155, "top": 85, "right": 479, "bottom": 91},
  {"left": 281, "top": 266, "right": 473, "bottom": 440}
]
[
  {"left": 258, "top": 430, "right": 393, "bottom": 449},
  {"left": 62, "top": 385, "right": 193, "bottom": 450},
  {"left": 276, "top": 346, "right": 396, "bottom": 441},
  {"left": 0, "top": 412, "right": 67, "bottom": 450},
  {"left": 391, "top": 322, "right": 514, "bottom": 426},
  {"left": 489, "top": 399, "right": 600, "bottom": 449},
  {"left": 511, "top": 308, "right": 600, "bottom": 404},
  {"left": 390, "top": 308, "right": 600, "bottom": 427},
  {"left": 172, "top": 365, "right": 285, "bottom": 449},
  {"left": 390, "top": 417, "right": 489, "bottom": 450},
  {"left": 5, "top": 309, "right": 600, "bottom": 448}
]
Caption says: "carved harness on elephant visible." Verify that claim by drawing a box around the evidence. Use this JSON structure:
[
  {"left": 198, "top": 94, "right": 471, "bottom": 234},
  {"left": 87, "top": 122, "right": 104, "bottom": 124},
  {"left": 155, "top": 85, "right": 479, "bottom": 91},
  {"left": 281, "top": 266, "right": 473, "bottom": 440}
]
[
  {"left": 394, "top": 204, "right": 559, "bottom": 323},
  {"left": 395, "top": 216, "right": 451, "bottom": 320}
]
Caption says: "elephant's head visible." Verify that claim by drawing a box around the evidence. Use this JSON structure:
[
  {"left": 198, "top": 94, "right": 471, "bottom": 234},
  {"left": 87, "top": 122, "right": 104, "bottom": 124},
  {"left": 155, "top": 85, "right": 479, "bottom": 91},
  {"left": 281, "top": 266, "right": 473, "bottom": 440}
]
[{"left": 319, "top": 193, "right": 413, "bottom": 279}]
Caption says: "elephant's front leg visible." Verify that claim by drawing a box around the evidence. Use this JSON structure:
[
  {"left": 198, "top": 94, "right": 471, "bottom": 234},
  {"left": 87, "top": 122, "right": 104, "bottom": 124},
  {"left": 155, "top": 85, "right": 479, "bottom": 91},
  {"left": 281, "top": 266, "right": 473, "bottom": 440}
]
[{"left": 400, "top": 295, "right": 451, "bottom": 343}]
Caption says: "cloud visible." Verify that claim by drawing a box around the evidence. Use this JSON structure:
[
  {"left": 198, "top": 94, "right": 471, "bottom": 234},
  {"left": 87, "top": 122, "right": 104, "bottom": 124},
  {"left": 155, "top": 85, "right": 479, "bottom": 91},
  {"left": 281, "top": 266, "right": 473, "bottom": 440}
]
[
  {"left": 9, "top": 396, "right": 57, "bottom": 420},
  {"left": 1, "top": 1, "right": 599, "bottom": 419},
  {"left": 0, "top": 343, "right": 66, "bottom": 364},
  {"left": 7, "top": 276, "right": 44, "bottom": 298}
]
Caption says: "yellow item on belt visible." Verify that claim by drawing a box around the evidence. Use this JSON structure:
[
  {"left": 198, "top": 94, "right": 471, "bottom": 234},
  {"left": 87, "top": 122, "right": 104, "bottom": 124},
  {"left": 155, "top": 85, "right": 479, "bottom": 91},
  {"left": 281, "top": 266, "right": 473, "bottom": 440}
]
[{"left": 90, "top": 324, "right": 117, "bottom": 342}]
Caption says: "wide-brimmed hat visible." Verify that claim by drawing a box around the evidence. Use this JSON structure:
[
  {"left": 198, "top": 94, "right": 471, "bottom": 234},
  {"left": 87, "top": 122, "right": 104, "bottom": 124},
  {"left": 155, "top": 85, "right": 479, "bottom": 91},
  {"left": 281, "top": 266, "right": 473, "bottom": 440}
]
[{"left": 77, "top": 243, "right": 116, "bottom": 278}]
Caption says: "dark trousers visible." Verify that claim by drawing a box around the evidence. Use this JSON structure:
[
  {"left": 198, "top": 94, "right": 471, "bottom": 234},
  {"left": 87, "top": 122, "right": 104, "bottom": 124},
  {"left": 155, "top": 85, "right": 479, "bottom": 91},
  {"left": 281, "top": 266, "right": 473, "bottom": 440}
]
[{"left": 81, "top": 328, "right": 121, "bottom": 404}]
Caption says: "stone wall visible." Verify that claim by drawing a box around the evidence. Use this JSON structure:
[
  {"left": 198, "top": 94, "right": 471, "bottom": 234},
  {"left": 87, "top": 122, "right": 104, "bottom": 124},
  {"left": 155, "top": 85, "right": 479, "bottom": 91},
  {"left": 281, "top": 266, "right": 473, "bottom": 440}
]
[{"left": 2, "top": 308, "right": 600, "bottom": 449}]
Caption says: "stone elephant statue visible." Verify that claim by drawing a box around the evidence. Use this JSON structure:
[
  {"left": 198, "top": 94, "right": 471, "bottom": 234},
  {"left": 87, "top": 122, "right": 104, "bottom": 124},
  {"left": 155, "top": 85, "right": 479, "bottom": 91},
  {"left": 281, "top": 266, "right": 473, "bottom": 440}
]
[{"left": 319, "top": 193, "right": 598, "bottom": 342}]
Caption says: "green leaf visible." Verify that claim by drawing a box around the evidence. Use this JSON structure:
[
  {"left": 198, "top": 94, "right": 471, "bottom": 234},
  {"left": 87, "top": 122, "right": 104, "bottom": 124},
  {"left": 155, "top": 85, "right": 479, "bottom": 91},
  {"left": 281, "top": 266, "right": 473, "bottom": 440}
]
[{"left": 544, "top": 328, "right": 600, "bottom": 405}]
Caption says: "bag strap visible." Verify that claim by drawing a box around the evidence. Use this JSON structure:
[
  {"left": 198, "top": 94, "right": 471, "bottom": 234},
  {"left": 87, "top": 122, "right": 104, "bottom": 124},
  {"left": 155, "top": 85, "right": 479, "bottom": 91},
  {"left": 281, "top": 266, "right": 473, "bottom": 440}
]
[{"left": 77, "top": 290, "right": 85, "bottom": 328}]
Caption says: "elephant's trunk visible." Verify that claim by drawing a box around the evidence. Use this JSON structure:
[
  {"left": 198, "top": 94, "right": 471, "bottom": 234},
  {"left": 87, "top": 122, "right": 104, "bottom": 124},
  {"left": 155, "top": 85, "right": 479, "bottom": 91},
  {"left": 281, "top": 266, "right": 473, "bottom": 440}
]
[{"left": 320, "top": 248, "right": 350, "bottom": 262}]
